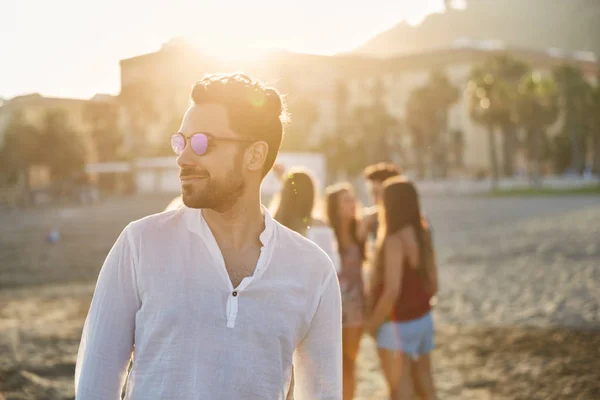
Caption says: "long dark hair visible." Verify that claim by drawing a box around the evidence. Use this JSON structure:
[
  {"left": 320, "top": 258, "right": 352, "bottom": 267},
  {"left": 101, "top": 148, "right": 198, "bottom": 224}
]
[
  {"left": 374, "top": 178, "right": 428, "bottom": 278},
  {"left": 272, "top": 169, "right": 315, "bottom": 235},
  {"left": 326, "top": 183, "right": 365, "bottom": 259}
]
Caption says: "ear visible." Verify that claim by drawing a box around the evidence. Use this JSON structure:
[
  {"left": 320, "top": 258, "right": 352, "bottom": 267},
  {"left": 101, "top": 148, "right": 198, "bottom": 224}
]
[{"left": 245, "top": 141, "right": 269, "bottom": 173}]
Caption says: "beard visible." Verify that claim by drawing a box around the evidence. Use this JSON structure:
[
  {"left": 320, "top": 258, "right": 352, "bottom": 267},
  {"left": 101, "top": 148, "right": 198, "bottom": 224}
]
[{"left": 180, "top": 154, "right": 245, "bottom": 212}]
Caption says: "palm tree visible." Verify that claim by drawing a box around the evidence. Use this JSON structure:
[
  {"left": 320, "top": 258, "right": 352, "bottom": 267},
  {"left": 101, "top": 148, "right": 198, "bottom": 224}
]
[
  {"left": 406, "top": 86, "right": 434, "bottom": 179},
  {"left": 516, "top": 72, "right": 560, "bottom": 186},
  {"left": 553, "top": 65, "right": 592, "bottom": 175},
  {"left": 493, "top": 55, "right": 530, "bottom": 176},
  {"left": 405, "top": 70, "right": 458, "bottom": 178},
  {"left": 467, "top": 67, "right": 501, "bottom": 186},
  {"left": 333, "top": 78, "right": 400, "bottom": 173},
  {"left": 590, "top": 77, "right": 600, "bottom": 176},
  {"left": 467, "top": 55, "right": 530, "bottom": 183},
  {"left": 428, "top": 70, "right": 459, "bottom": 178}
]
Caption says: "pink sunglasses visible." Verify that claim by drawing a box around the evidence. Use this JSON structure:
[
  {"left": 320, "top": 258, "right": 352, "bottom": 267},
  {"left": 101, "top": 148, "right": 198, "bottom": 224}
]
[{"left": 170, "top": 132, "right": 255, "bottom": 156}]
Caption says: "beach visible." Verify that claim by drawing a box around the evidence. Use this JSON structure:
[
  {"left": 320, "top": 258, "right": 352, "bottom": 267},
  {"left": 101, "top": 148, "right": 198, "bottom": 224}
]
[{"left": 1, "top": 194, "right": 599, "bottom": 399}]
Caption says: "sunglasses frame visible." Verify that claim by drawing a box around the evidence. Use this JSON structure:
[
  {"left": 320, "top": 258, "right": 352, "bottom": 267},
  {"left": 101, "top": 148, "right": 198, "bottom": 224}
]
[{"left": 171, "top": 132, "right": 257, "bottom": 156}]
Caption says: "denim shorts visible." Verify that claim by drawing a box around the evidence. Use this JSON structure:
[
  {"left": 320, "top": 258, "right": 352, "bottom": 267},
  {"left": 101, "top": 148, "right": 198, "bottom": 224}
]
[{"left": 376, "top": 312, "right": 434, "bottom": 359}]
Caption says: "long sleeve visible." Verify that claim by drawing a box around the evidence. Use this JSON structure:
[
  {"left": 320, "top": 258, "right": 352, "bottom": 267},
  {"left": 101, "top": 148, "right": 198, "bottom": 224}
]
[
  {"left": 293, "top": 267, "right": 342, "bottom": 400},
  {"left": 307, "top": 226, "right": 341, "bottom": 273},
  {"left": 75, "top": 225, "right": 141, "bottom": 399}
]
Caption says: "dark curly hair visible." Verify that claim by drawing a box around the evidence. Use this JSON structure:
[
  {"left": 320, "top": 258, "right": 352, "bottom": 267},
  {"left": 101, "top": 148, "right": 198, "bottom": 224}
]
[{"left": 191, "top": 73, "right": 287, "bottom": 176}]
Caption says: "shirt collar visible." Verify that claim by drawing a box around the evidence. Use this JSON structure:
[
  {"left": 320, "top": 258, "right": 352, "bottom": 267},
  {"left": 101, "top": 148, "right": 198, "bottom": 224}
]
[{"left": 186, "top": 205, "right": 275, "bottom": 247}]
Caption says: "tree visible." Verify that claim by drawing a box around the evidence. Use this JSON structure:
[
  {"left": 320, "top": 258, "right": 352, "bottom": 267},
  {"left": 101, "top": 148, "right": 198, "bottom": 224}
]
[
  {"left": 406, "top": 70, "right": 459, "bottom": 178},
  {"left": 467, "top": 67, "right": 501, "bottom": 185},
  {"left": 590, "top": 77, "right": 600, "bottom": 176},
  {"left": 321, "top": 78, "right": 400, "bottom": 179},
  {"left": 516, "top": 72, "right": 559, "bottom": 186},
  {"left": 467, "top": 55, "right": 530, "bottom": 183},
  {"left": 553, "top": 65, "right": 592, "bottom": 175},
  {"left": 406, "top": 86, "right": 434, "bottom": 179},
  {"left": 39, "top": 109, "right": 87, "bottom": 180},
  {"left": 492, "top": 56, "right": 530, "bottom": 176},
  {"left": 427, "top": 71, "right": 459, "bottom": 178},
  {"left": 83, "top": 100, "right": 124, "bottom": 162},
  {"left": 321, "top": 80, "right": 361, "bottom": 179},
  {"left": 0, "top": 111, "right": 42, "bottom": 189}
]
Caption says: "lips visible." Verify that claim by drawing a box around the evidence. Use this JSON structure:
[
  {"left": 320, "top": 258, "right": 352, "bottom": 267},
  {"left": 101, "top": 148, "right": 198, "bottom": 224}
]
[{"left": 180, "top": 175, "right": 208, "bottom": 182}]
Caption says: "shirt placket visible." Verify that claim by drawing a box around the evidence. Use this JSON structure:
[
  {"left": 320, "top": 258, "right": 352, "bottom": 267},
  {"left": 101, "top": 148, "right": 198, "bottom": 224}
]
[
  {"left": 224, "top": 246, "right": 272, "bottom": 328},
  {"left": 226, "top": 290, "right": 239, "bottom": 328}
]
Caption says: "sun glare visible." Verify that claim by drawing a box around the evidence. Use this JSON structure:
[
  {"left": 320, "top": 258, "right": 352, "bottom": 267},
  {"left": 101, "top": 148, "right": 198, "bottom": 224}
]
[{"left": 187, "top": 37, "right": 272, "bottom": 62}]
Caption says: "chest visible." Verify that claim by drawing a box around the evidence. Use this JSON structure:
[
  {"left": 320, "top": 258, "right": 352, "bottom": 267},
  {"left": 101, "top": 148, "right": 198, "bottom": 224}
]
[{"left": 222, "top": 247, "right": 261, "bottom": 288}]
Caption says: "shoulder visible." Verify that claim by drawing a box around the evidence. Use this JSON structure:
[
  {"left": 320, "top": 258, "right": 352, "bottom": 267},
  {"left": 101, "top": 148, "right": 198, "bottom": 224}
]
[{"left": 126, "top": 207, "right": 187, "bottom": 240}]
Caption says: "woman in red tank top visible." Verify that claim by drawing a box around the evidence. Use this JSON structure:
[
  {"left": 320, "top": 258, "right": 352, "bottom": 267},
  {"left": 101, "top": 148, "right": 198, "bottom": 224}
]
[{"left": 365, "top": 177, "right": 439, "bottom": 400}]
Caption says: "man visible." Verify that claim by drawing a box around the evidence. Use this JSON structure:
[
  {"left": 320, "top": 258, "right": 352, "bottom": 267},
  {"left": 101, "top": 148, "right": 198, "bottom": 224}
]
[
  {"left": 75, "top": 73, "right": 342, "bottom": 399},
  {"left": 363, "top": 162, "right": 433, "bottom": 239},
  {"left": 362, "top": 162, "right": 403, "bottom": 237}
]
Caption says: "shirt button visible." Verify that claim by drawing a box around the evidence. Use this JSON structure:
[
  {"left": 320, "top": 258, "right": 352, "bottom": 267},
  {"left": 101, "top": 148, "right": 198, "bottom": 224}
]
[{"left": 232, "top": 291, "right": 238, "bottom": 297}]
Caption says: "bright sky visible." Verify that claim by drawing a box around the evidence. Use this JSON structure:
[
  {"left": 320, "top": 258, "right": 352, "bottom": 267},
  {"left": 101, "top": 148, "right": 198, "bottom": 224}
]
[{"left": 1, "top": 0, "right": 448, "bottom": 100}]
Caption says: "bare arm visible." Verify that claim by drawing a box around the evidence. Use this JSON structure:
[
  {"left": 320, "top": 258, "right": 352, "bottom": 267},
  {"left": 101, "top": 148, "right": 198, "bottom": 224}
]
[
  {"left": 75, "top": 226, "right": 140, "bottom": 399},
  {"left": 358, "top": 208, "right": 377, "bottom": 242},
  {"left": 422, "top": 231, "right": 439, "bottom": 295},
  {"left": 367, "top": 234, "right": 404, "bottom": 332}
]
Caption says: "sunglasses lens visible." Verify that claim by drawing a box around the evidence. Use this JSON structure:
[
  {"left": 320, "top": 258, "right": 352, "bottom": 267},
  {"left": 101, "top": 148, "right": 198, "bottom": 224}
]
[
  {"left": 190, "top": 134, "right": 208, "bottom": 155},
  {"left": 171, "top": 134, "right": 185, "bottom": 155}
]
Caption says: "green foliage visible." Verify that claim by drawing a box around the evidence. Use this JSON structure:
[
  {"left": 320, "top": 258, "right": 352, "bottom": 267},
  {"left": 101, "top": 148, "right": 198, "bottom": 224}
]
[
  {"left": 467, "top": 54, "right": 530, "bottom": 180},
  {"left": 406, "top": 70, "right": 459, "bottom": 178},
  {"left": 83, "top": 100, "right": 124, "bottom": 162},
  {"left": 39, "top": 109, "right": 87, "bottom": 179},
  {"left": 553, "top": 65, "right": 594, "bottom": 174},
  {"left": 0, "top": 111, "right": 42, "bottom": 183}
]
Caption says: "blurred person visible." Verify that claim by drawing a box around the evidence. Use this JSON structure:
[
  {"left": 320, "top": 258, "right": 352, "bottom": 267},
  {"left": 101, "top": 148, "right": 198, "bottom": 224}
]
[
  {"left": 363, "top": 162, "right": 434, "bottom": 245},
  {"left": 75, "top": 73, "right": 342, "bottom": 400},
  {"left": 272, "top": 169, "right": 340, "bottom": 267},
  {"left": 366, "top": 178, "right": 439, "bottom": 400},
  {"left": 271, "top": 168, "right": 341, "bottom": 399},
  {"left": 362, "top": 162, "right": 403, "bottom": 238},
  {"left": 326, "top": 183, "right": 368, "bottom": 400}
]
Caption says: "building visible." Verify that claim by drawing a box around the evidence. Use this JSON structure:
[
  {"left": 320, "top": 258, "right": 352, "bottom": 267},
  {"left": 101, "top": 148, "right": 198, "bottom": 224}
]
[
  {"left": 118, "top": 38, "right": 599, "bottom": 178},
  {"left": 0, "top": 93, "right": 119, "bottom": 160}
]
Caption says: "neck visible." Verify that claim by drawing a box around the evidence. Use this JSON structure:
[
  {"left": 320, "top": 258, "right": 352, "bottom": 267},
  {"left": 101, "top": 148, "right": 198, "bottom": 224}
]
[{"left": 202, "top": 187, "right": 264, "bottom": 249}]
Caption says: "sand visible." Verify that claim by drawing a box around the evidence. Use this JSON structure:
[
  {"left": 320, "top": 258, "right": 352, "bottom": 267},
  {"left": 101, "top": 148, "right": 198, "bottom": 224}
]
[{"left": 1, "top": 194, "right": 599, "bottom": 399}]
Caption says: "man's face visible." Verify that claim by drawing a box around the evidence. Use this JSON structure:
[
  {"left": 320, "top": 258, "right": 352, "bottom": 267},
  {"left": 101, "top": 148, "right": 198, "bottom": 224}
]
[
  {"left": 176, "top": 103, "right": 247, "bottom": 211},
  {"left": 368, "top": 180, "right": 384, "bottom": 206}
]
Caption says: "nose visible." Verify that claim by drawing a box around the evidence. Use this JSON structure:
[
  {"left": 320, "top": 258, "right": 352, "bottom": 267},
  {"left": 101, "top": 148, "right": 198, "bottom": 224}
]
[{"left": 176, "top": 141, "right": 197, "bottom": 168}]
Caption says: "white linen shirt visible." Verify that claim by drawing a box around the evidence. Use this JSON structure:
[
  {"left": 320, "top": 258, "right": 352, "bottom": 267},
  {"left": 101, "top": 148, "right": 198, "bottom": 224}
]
[{"left": 75, "top": 206, "right": 342, "bottom": 400}]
